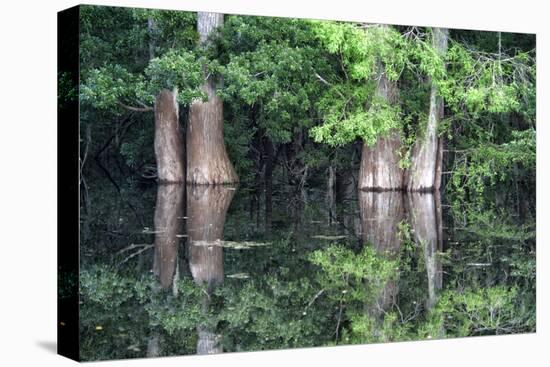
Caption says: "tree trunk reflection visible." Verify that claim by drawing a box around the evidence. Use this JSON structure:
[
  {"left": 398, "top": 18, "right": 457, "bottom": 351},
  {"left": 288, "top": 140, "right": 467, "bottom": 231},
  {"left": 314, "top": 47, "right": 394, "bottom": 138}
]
[
  {"left": 406, "top": 192, "right": 443, "bottom": 310},
  {"left": 152, "top": 184, "right": 185, "bottom": 291},
  {"left": 359, "top": 191, "right": 404, "bottom": 316},
  {"left": 187, "top": 185, "right": 236, "bottom": 354}
]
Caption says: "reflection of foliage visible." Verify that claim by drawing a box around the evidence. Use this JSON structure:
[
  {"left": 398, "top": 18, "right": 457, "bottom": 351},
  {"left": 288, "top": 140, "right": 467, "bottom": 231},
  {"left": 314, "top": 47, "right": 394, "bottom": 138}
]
[
  {"left": 422, "top": 286, "right": 533, "bottom": 338},
  {"left": 309, "top": 244, "right": 397, "bottom": 303}
]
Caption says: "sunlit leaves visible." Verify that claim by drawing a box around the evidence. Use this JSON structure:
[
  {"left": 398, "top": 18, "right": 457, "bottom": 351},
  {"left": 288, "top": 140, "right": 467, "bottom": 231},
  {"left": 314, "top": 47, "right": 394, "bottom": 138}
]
[{"left": 311, "top": 96, "right": 401, "bottom": 147}]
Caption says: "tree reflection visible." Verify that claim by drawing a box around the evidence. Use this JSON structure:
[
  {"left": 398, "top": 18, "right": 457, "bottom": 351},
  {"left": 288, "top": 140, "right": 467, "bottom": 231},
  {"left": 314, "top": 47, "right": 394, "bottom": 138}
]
[
  {"left": 358, "top": 191, "right": 404, "bottom": 317},
  {"left": 152, "top": 184, "right": 185, "bottom": 292},
  {"left": 406, "top": 192, "right": 443, "bottom": 310},
  {"left": 187, "top": 185, "right": 236, "bottom": 354}
]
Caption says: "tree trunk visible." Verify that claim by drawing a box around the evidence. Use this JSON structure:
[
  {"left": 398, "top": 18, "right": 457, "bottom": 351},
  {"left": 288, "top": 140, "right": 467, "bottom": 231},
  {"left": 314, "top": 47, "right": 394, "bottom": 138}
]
[
  {"left": 359, "top": 191, "right": 404, "bottom": 317},
  {"left": 263, "top": 136, "right": 275, "bottom": 231},
  {"left": 146, "top": 334, "right": 161, "bottom": 358},
  {"left": 406, "top": 28, "right": 448, "bottom": 192},
  {"left": 152, "top": 183, "right": 185, "bottom": 291},
  {"left": 358, "top": 26, "right": 404, "bottom": 191},
  {"left": 327, "top": 165, "right": 336, "bottom": 224},
  {"left": 406, "top": 192, "right": 443, "bottom": 310},
  {"left": 154, "top": 89, "right": 185, "bottom": 183},
  {"left": 187, "top": 12, "right": 238, "bottom": 185}
]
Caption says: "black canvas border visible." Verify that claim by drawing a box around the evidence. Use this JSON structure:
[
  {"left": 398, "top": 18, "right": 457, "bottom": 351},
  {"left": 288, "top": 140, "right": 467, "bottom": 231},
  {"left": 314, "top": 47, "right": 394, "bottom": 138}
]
[{"left": 57, "top": 4, "right": 80, "bottom": 362}]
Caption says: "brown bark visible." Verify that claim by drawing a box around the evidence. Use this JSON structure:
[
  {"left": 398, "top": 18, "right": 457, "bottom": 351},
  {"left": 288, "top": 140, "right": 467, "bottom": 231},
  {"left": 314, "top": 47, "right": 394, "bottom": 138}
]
[
  {"left": 154, "top": 89, "right": 185, "bottom": 183},
  {"left": 406, "top": 192, "right": 443, "bottom": 310},
  {"left": 359, "top": 191, "right": 404, "bottom": 315},
  {"left": 406, "top": 28, "right": 448, "bottom": 192},
  {"left": 358, "top": 25, "right": 404, "bottom": 191},
  {"left": 152, "top": 183, "right": 185, "bottom": 290},
  {"left": 187, "top": 12, "right": 238, "bottom": 185}
]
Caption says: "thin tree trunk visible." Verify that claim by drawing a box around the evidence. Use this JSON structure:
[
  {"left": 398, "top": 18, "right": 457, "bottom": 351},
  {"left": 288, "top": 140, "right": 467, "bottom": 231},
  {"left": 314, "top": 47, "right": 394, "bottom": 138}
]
[
  {"left": 327, "top": 165, "right": 336, "bottom": 224},
  {"left": 187, "top": 12, "right": 238, "bottom": 185},
  {"left": 263, "top": 136, "right": 274, "bottom": 231},
  {"left": 147, "top": 17, "right": 157, "bottom": 60},
  {"left": 434, "top": 136, "right": 444, "bottom": 190},
  {"left": 406, "top": 28, "right": 448, "bottom": 192},
  {"left": 154, "top": 89, "right": 185, "bottom": 183},
  {"left": 358, "top": 25, "right": 404, "bottom": 191}
]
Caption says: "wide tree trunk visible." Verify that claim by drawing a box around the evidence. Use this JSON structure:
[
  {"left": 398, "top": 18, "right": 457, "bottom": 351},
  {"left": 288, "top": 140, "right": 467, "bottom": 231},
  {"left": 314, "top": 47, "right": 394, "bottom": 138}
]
[
  {"left": 187, "top": 12, "right": 238, "bottom": 185},
  {"left": 154, "top": 89, "right": 185, "bottom": 183},
  {"left": 187, "top": 184, "right": 235, "bottom": 355},
  {"left": 152, "top": 183, "right": 185, "bottom": 291},
  {"left": 358, "top": 26, "right": 404, "bottom": 191},
  {"left": 406, "top": 192, "right": 443, "bottom": 310},
  {"left": 359, "top": 191, "right": 404, "bottom": 316},
  {"left": 406, "top": 28, "right": 448, "bottom": 192}
]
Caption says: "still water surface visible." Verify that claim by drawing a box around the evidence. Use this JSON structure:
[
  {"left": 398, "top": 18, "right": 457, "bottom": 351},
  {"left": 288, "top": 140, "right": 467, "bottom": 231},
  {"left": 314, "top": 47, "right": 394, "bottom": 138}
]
[{"left": 78, "top": 181, "right": 535, "bottom": 360}]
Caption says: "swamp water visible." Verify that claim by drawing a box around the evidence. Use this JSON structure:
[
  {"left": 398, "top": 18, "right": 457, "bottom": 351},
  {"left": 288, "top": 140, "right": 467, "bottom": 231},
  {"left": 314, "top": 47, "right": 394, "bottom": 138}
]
[{"left": 77, "top": 179, "right": 535, "bottom": 360}]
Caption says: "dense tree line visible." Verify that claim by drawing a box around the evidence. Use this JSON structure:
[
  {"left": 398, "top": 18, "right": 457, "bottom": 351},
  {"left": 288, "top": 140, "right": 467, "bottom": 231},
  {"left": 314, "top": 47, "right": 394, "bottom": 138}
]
[{"left": 78, "top": 5, "right": 535, "bottom": 207}]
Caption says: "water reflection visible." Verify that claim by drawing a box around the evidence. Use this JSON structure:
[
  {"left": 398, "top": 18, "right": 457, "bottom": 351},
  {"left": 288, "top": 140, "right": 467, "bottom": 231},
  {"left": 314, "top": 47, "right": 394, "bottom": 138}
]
[
  {"left": 406, "top": 192, "right": 443, "bottom": 310},
  {"left": 79, "top": 178, "right": 532, "bottom": 361},
  {"left": 152, "top": 184, "right": 185, "bottom": 292},
  {"left": 187, "top": 185, "right": 236, "bottom": 354},
  {"left": 150, "top": 184, "right": 236, "bottom": 355},
  {"left": 359, "top": 191, "right": 404, "bottom": 316},
  {"left": 359, "top": 191, "right": 444, "bottom": 314}
]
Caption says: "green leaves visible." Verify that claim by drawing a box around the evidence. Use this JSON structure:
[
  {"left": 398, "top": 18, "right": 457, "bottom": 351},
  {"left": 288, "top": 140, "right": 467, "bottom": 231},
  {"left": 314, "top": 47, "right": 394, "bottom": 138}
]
[
  {"left": 426, "top": 286, "right": 527, "bottom": 336},
  {"left": 311, "top": 95, "right": 401, "bottom": 147},
  {"left": 312, "top": 22, "right": 406, "bottom": 82},
  {"left": 80, "top": 65, "right": 150, "bottom": 111},
  {"left": 309, "top": 244, "right": 398, "bottom": 304},
  {"left": 145, "top": 50, "right": 205, "bottom": 104},
  {"left": 221, "top": 41, "right": 322, "bottom": 144},
  {"left": 81, "top": 50, "right": 205, "bottom": 111}
]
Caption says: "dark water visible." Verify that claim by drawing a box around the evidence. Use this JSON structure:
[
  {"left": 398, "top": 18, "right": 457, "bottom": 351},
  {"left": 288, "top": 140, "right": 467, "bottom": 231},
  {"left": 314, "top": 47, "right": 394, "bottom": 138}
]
[{"left": 77, "top": 180, "right": 535, "bottom": 361}]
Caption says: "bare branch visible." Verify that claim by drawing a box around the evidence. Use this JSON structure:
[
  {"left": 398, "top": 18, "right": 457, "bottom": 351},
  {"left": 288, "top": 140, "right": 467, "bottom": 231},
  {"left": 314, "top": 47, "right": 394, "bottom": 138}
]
[{"left": 118, "top": 101, "right": 153, "bottom": 112}]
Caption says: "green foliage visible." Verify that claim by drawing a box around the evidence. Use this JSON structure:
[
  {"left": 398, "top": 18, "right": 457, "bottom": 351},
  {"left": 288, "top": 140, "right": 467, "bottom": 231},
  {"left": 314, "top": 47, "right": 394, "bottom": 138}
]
[
  {"left": 312, "top": 22, "right": 407, "bottom": 82},
  {"left": 441, "top": 42, "right": 535, "bottom": 118},
  {"left": 309, "top": 244, "right": 397, "bottom": 297},
  {"left": 80, "top": 65, "right": 149, "bottom": 111},
  {"left": 145, "top": 50, "right": 205, "bottom": 104},
  {"left": 310, "top": 22, "right": 406, "bottom": 147},
  {"left": 76, "top": 8, "right": 536, "bottom": 360},
  {"left": 220, "top": 41, "right": 323, "bottom": 144},
  {"left": 425, "top": 286, "right": 530, "bottom": 336},
  {"left": 311, "top": 96, "right": 401, "bottom": 146},
  {"left": 450, "top": 129, "right": 536, "bottom": 205}
]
